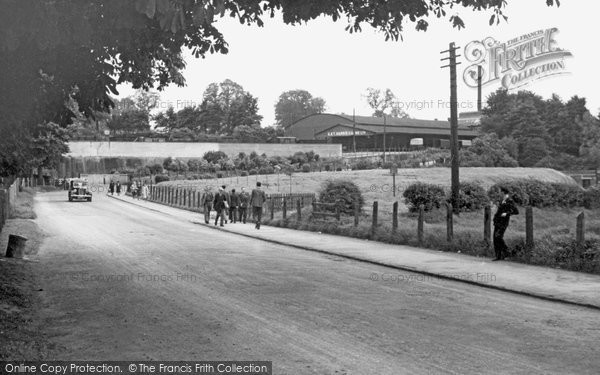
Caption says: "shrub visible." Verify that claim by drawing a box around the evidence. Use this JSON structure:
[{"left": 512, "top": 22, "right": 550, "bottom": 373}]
[
  {"left": 302, "top": 164, "right": 311, "bottom": 173},
  {"left": 351, "top": 159, "right": 377, "bottom": 171},
  {"left": 584, "top": 187, "right": 600, "bottom": 209},
  {"left": 216, "top": 172, "right": 224, "bottom": 178},
  {"left": 203, "top": 150, "right": 228, "bottom": 164},
  {"left": 318, "top": 179, "right": 364, "bottom": 214},
  {"left": 488, "top": 182, "right": 529, "bottom": 206},
  {"left": 403, "top": 182, "right": 446, "bottom": 212},
  {"left": 456, "top": 182, "right": 488, "bottom": 212},
  {"left": 249, "top": 169, "right": 258, "bottom": 175},
  {"left": 488, "top": 180, "right": 583, "bottom": 208},
  {"left": 324, "top": 165, "right": 331, "bottom": 171},
  {"left": 240, "top": 171, "right": 249, "bottom": 177},
  {"left": 155, "top": 175, "right": 170, "bottom": 183},
  {"left": 336, "top": 167, "right": 343, "bottom": 172},
  {"left": 258, "top": 166, "right": 275, "bottom": 175}
]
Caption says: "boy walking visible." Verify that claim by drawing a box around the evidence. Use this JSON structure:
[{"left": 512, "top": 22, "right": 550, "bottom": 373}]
[
  {"left": 229, "top": 189, "right": 239, "bottom": 223},
  {"left": 493, "top": 187, "right": 519, "bottom": 261},
  {"left": 213, "top": 187, "right": 228, "bottom": 227}
]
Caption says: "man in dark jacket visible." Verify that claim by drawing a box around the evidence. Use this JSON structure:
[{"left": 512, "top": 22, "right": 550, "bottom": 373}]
[
  {"left": 238, "top": 187, "right": 250, "bottom": 224},
  {"left": 202, "top": 187, "right": 215, "bottom": 224},
  {"left": 213, "top": 187, "right": 228, "bottom": 227},
  {"left": 493, "top": 187, "right": 519, "bottom": 261},
  {"left": 221, "top": 185, "right": 230, "bottom": 223},
  {"left": 250, "top": 182, "right": 267, "bottom": 229},
  {"left": 229, "top": 188, "right": 239, "bottom": 223}
]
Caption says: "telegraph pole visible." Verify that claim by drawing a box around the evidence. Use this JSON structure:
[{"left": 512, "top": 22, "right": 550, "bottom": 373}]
[
  {"left": 352, "top": 109, "right": 357, "bottom": 153},
  {"left": 383, "top": 115, "right": 387, "bottom": 163},
  {"left": 441, "top": 42, "right": 461, "bottom": 215}
]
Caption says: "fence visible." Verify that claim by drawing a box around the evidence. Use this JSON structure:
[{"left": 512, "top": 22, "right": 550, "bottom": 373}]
[
  {"left": 0, "top": 177, "right": 20, "bottom": 234},
  {"left": 146, "top": 185, "right": 316, "bottom": 215}
]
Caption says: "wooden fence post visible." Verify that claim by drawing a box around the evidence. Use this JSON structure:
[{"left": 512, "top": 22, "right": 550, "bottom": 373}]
[
  {"left": 354, "top": 199, "right": 359, "bottom": 227},
  {"left": 283, "top": 198, "right": 287, "bottom": 219},
  {"left": 576, "top": 212, "right": 585, "bottom": 245},
  {"left": 418, "top": 204, "right": 424, "bottom": 245},
  {"left": 392, "top": 201, "right": 398, "bottom": 232},
  {"left": 297, "top": 200, "right": 301, "bottom": 221},
  {"left": 371, "top": 201, "right": 378, "bottom": 235},
  {"left": 446, "top": 203, "right": 453, "bottom": 243},
  {"left": 526, "top": 206, "right": 534, "bottom": 249},
  {"left": 484, "top": 205, "right": 491, "bottom": 247},
  {"left": 270, "top": 199, "right": 274, "bottom": 220}
]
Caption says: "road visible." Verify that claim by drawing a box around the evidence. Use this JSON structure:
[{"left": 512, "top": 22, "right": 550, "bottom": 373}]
[{"left": 31, "top": 190, "right": 600, "bottom": 374}]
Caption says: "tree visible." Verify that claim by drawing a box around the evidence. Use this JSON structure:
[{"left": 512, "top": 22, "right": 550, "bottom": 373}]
[
  {"left": 275, "top": 90, "right": 326, "bottom": 128},
  {"left": 107, "top": 98, "right": 151, "bottom": 135},
  {"left": 0, "top": 0, "right": 557, "bottom": 175},
  {"left": 364, "top": 88, "right": 408, "bottom": 118},
  {"left": 199, "top": 80, "right": 262, "bottom": 135}
]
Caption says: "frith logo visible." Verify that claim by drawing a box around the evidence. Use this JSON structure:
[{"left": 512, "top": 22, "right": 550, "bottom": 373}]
[{"left": 463, "top": 28, "right": 573, "bottom": 90}]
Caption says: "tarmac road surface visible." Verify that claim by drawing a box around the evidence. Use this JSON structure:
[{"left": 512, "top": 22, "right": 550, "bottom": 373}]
[{"left": 31, "top": 190, "right": 600, "bottom": 374}]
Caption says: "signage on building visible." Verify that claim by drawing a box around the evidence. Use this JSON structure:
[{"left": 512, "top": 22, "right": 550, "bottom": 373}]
[
  {"left": 458, "top": 111, "right": 482, "bottom": 127},
  {"left": 410, "top": 138, "right": 424, "bottom": 146},
  {"left": 327, "top": 130, "right": 367, "bottom": 137},
  {"left": 463, "top": 27, "right": 573, "bottom": 90}
]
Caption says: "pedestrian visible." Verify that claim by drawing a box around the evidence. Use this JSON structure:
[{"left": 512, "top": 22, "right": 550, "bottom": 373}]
[
  {"left": 250, "top": 181, "right": 266, "bottom": 229},
  {"left": 221, "top": 185, "right": 230, "bottom": 223},
  {"left": 141, "top": 182, "right": 149, "bottom": 200},
  {"left": 202, "top": 187, "right": 214, "bottom": 224},
  {"left": 229, "top": 188, "right": 239, "bottom": 223},
  {"left": 493, "top": 187, "right": 519, "bottom": 261},
  {"left": 109, "top": 181, "right": 114, "bottom": 195},
  {"left": 116, "top": 181, "right": 121, "bottom": 196},
  {"left": 238, "top": 187, "right": 250, "bottom": 224},
  {"left": 213, "top": 187, "right": 228, "bottom": 227},
  {"left": 131, "top": 181, "right": 138, "bottom": 199}
]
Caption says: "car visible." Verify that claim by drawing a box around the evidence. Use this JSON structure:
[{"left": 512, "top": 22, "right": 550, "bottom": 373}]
[{"left": 68, "top": 178, "right": 92, "bottom": 202}]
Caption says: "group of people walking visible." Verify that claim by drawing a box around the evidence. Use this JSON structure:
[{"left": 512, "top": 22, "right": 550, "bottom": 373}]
[
  {"left": 202, "top": 182, "right": 266, "bottom": 230},
  {"left": 108, "top": 180, "right": 148, "bottom": 200}
]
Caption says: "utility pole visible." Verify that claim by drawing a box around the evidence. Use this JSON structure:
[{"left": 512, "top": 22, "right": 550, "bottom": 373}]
[
  {"left": 441, "top": 42, "right": 461, "bottom": 215},
  {"left": 353, "top": 109, "right": 357, "bottom": 154},
  {"left": 477, "top": 65, "right": 483, "bottom": 112},
  {"left": 383, "top": 115, "right": 387, "bottom": 163}
]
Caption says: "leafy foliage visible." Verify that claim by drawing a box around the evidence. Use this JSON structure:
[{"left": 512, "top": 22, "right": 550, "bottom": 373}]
[
  {"left": 456, "top": 182, "right": 489, "bottom": 212},
  {"left": 318, "top": 179, "right": 364, "bottom": 214},
  {"left": 403, "top": 182, "right": 446, "bottom": 212},
  {"left": 275, "top": 90, "right": 326, "bottom": 128}
]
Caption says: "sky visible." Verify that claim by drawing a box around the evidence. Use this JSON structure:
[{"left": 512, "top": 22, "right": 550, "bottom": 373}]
[{"left": 117, "top": 1, "right": 600, "bottom": 127}]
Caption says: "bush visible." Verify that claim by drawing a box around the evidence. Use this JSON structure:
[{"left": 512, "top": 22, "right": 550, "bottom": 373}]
[
  {"left": 216, "top": 172, "right": 224, "bottom": 178},
  {"left": 249, "top": 169, "right": 258, "bottom": 175},
  {"left": 584, "top": 187, "right": 600, "bottom": 209},
  {"left": 258, "top": 166, "right": 275, "bottom": 175},
  {"left": 318, "top": 179, "right": 364, "bottom": 214},
  {"left": 203, "top": 150, "right": 228, "bottom": 164},
  {"left": 324, "top": 165, "right": 331, "bottom": 171},
  {"left": 488, "top": 182, "right": 529, "bottom": 206},
  {"left": 403, "top": 182, "right": 446, "bottom": 212},
  {"left": 456, "top": 182, "right": 488, "bottom": 212},
  {"left": 336, "top": 167, "right": 343, "bottom": 172},
  {"left": 240, "top": 171, "right": 249, "bottom": 177},
  {"left": 351, "top": 159, "right": 377, "bottom": 171},
  {"left": 488, "top": 180, "right": 583, "bottom": 207},
  {"left": 155, "top": 175, "right": 170, "bottom": 183},
  {"left": 302, "top": 164, "right": 311, "bottom": 173}
]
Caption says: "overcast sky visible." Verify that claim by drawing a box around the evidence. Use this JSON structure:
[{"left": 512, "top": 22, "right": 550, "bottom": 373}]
[{"left": 117, "top": 1, "right": 599, "bottom": 127}]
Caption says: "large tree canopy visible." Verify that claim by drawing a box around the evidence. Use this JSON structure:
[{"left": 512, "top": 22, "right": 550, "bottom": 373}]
[
  {"left": 275, "top": 90, "right": 326, "bottom": 128},
  {"left": 0, "top": 0, "right": 557, "bottom": 175}
]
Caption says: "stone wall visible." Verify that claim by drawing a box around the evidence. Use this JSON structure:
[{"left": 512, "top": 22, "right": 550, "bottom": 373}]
[{"left": 67, "top": 141, "right": 341, "bottom": 159}]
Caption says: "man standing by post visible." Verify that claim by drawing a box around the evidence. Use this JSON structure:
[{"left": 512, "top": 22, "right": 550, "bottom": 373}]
[
  {"left": 213, "top": 187, "right": 227, "bottom": 227},
  {"left": 238, "top": 187, "right": 250, "bottom": 224},
  {"left": 202, "top": 187, "right": 215, "bottom": 224},
  {"left": 250, "top": 182, "right": 266, "bottom": 230},
  {"left": 493, "top": 187, "right": 519, "bottom": 261}
]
